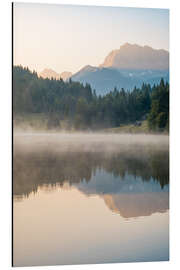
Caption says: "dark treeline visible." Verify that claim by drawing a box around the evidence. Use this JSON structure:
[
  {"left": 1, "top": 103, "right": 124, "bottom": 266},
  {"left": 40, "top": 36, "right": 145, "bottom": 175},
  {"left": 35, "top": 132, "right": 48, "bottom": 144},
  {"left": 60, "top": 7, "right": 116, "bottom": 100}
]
[{"left": 13, "top": 66, "right": 169, "bottom": 131}]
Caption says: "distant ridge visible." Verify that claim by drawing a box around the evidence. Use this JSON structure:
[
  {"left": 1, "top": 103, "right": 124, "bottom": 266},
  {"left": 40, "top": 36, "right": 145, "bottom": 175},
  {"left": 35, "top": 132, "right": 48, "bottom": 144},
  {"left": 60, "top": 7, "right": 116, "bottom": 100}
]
[
  {"left": 60, "top": 71, "right": 72, "bottom": 81},
  {"left": 70, "top": 43, "right": 169, "bottom": 95},
  {"left": 39, "top": 68, "right": 72, "bottom": 81},
  {"left": 38, "top": 43, "right": 169, "bottom": 95},
  {"left": 100, "top": 43, "right": 169, "bottom": 70},
  {"left": 39, "top": 68, "right": 60, "bottom": 79}
]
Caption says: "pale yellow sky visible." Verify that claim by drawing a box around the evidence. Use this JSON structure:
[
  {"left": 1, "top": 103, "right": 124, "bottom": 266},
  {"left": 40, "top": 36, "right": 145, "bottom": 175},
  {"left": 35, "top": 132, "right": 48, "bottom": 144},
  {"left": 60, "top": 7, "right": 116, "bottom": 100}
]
[{"left": 14, "top": 3, "right": 169, "bottom": 74}]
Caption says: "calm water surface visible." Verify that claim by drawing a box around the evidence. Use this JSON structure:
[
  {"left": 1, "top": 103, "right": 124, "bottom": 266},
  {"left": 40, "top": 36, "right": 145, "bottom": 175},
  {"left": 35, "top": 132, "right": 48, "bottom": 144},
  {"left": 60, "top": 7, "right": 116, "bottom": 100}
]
[{"left": 13, "top": 133, "right": 169, "bottom": 266}]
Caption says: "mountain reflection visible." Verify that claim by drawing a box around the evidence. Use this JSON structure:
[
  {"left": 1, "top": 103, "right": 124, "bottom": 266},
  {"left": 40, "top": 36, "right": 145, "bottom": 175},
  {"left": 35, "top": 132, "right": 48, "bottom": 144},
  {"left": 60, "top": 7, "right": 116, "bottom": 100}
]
[
  {"left": 13, "top": 145, "right": 169, "bottom": 218},
  {"left": 103, "top": 192, "right": 168, "bottom": 218}
]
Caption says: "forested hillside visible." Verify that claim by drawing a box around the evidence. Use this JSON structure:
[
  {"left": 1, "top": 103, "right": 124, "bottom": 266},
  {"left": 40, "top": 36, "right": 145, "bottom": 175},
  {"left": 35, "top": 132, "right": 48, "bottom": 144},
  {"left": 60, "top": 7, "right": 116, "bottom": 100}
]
[{"left": 13, "top": 66, "right": 169, "bottom": 131}]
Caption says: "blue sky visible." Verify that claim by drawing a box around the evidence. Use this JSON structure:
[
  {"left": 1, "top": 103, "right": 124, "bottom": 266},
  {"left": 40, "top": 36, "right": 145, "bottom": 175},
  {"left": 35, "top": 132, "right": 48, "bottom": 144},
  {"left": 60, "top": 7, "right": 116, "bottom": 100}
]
[{"left": 14, "top": 3, "right": 169, "bottom": 73}]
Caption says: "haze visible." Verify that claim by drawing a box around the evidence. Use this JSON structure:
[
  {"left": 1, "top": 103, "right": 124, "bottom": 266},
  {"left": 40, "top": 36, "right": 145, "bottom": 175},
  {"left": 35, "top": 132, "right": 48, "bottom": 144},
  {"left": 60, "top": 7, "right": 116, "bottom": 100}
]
[
  {"left": 13, "top": 3, "right": 169, "bottom": 74},
  {"left": 14, "top": 132, "right": 169, "bottom": 155}
]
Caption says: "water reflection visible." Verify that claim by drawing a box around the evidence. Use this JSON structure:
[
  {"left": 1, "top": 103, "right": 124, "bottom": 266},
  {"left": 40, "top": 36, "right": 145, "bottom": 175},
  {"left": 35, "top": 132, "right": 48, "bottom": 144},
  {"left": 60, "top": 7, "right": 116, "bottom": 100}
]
[
  {"left": 13, "top": 145, "right": 169, "bottom": 218},
  {"left": 13, "top": 134, "right": 169, "bottom": 266}
]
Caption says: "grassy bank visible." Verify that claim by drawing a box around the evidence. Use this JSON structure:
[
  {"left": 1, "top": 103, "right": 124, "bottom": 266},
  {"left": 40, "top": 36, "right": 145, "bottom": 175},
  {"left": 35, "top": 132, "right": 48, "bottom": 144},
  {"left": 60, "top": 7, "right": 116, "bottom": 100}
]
[
  {"left": 13, "top": 113, "right": 76, "bottom": 131},
  {"left": 104, "top": 121, "right": 150, "bottom": 134},
  {"left": 13, "top": 114, "right": 168, "bottom": 134},
  {"left": 14, "top": 113, "right": 49, "bottom": 130},
  {"left": 103, "top": 121, "right": 168, "bottom": 134}
]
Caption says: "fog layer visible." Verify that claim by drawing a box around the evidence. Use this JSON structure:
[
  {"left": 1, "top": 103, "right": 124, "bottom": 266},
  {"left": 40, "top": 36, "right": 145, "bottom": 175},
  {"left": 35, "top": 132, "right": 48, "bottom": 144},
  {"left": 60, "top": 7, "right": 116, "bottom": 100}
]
[{"left": 14, "top": 132, "right": 169, "bottom": 154}]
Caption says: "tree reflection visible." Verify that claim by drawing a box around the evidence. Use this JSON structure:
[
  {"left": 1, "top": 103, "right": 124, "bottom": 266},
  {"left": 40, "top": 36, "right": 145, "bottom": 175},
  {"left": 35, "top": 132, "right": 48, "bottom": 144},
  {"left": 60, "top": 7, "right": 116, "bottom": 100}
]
[{"left": 13, "top": 146, "right": 169, "bottom": 198}]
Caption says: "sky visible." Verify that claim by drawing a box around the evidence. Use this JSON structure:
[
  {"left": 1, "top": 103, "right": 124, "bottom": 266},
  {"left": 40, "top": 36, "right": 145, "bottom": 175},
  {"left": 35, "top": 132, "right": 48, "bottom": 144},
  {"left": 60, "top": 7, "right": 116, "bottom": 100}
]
[{"left": 13, "top": 3, "right": 169, "bottom": 74}]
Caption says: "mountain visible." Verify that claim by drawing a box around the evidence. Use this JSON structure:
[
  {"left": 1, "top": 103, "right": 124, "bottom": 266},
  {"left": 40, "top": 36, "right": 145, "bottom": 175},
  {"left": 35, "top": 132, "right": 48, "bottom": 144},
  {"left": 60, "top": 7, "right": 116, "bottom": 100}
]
[
  {"left": 39, "top": 44, "right": 169, "bottom": 95},
  {"left": 60, "top": 71, "right": 72, "bottom": 81},
  {"left": 71, "top": 65, "right": 139, "bottom": 95},
  {"left": 74, "top": 170, "right": 169, "bottom": 218},
  {"left": 71, "top": 66, "right": 169, "bottom": 95},
  {"left": 39, "top": 68, "right": 72, "bottom": 81},
  {"left": 71, "top": 44, "right": 169, "bottom": 95},
  {"left": 39, "top": 68, "right": 61, "bottom": 80},
  {"left": 100, "top": 43, "right": 169, "bottom": 70},
  {"left": 103, "top": 193, "right": 169, "bottom": 218}
]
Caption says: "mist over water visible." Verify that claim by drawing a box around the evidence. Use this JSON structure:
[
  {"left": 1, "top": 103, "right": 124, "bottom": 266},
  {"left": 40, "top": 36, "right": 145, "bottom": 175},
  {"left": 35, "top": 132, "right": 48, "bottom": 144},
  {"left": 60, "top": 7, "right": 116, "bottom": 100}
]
[
  {"left": 14, "top": 132, "right": 169, "bottom": 153},
  {"left": 13, "top": 132, "right": 169, "bottom": 266},
  {"left": 13, "top": 132, "right": 169, "bottom": 198}
]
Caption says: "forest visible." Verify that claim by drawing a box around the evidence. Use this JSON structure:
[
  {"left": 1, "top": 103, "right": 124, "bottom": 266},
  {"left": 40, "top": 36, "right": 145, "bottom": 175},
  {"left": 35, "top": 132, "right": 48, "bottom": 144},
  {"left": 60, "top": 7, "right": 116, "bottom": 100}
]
[{"left": 13, "top": 66, "right": 169, "bottom": 131}]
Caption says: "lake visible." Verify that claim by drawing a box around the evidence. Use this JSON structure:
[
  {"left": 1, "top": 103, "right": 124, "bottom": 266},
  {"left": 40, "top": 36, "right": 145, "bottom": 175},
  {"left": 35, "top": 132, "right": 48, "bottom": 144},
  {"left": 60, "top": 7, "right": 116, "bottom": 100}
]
[{"left": 13, "top": 133, "right": 169, "bottom": 266}]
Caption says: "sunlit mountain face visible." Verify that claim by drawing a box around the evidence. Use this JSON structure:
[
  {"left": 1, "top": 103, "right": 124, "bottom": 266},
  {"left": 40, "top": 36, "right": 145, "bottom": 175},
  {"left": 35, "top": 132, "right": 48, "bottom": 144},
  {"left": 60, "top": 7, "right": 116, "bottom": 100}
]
[
  {"left": 39, "top": 68, "right": 61, "bottom": 80},
  {"left": 37, "top": 44, "right": 169, "bottom": 96},
  {"left": 100, "top": 43, "right": 169, "bottom": 70},
  {"left": 70, "top": 43, "right": 169, "bottom": 95},
  {"left": 39, "top": 68, "right": 72, "bottom": 81}
]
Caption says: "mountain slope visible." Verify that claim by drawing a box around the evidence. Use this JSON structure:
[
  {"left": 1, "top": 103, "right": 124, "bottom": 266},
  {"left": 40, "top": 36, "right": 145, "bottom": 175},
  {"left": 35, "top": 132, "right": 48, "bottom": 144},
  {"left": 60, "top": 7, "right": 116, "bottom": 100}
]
[
  {"left": 71, "top": 44, "right": 169, "bottom": 95},
  {"left": 60, "top": 71, "right": 72, "bottom": 80},
  {"left": 100, "top": 43, "right": 169, "bottom": 70},
  {"left": 71, "top": 66, "right": 140, "bottom": 94},
  {"left": 71, "top": 66, "right": 169, "bottom": 95},
  {"left": 39, "top": 68, "right": 72, "bottom": 81},
  {"left": 39, "top": 68, "right": 61, "bottom": 80}
]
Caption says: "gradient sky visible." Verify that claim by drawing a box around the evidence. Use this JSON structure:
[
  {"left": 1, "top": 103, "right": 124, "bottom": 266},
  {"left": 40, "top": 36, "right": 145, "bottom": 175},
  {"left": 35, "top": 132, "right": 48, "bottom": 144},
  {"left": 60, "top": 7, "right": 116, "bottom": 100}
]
[{"left": 14, "top": 3, "right": 169, "bottom": 74}]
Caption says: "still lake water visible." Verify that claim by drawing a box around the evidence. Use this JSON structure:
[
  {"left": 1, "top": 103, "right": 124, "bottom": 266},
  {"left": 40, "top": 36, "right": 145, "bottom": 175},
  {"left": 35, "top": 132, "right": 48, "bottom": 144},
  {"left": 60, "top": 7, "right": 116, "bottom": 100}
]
[{"left": 13, "top": 133, "right": 169, "bottom": 266}]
